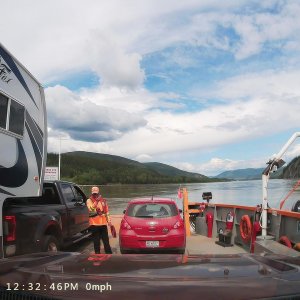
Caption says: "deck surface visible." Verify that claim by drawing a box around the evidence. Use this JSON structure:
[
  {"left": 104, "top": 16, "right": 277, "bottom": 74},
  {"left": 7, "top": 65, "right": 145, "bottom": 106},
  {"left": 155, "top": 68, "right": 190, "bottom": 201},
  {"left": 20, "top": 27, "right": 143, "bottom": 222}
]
[
  {"left": 186, "top": 234, "right": 247, "bottom": 255},
  {"left": 67, "top": 215, "right": 248, "bottom": 255}
]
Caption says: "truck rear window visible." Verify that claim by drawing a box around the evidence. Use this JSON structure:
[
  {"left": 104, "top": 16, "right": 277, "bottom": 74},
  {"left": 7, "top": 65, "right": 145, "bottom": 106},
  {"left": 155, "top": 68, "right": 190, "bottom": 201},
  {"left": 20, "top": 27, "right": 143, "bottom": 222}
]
[{"left": 43, "top": 184, "right": 60, "bottom": 204}]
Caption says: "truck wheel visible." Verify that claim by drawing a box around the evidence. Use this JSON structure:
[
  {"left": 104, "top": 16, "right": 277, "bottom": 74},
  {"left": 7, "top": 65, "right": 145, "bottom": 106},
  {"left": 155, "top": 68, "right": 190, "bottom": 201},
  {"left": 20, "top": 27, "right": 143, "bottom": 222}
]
[{"left": 42, "top": 235, "right": 60, "bottom": 252}]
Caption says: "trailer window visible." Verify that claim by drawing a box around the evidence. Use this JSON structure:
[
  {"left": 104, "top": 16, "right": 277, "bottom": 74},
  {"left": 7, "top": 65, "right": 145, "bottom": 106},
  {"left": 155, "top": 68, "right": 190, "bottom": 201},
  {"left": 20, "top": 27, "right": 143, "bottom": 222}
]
[
  {"left": 0, "top": 93, "right": 8, "bottom": 129},
  {"left": 9, "top": 99, "right": 25, "bottom": 136},
  {"left": 0, "top": 92, "right": 25, "bottom": 138}
]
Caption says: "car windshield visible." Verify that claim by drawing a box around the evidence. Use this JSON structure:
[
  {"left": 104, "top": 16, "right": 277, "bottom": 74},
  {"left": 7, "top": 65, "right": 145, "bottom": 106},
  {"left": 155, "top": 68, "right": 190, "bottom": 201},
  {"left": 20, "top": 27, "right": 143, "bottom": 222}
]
[{"left": 127, "top": 203, "right": 178, "bottom": 218}]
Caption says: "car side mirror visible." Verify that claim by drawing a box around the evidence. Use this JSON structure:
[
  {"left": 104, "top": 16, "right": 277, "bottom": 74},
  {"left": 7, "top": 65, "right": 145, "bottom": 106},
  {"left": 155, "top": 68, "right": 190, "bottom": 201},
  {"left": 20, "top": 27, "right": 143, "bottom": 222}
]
[{"left": 123, "top": 209, "right": 126, "bottom": 214}]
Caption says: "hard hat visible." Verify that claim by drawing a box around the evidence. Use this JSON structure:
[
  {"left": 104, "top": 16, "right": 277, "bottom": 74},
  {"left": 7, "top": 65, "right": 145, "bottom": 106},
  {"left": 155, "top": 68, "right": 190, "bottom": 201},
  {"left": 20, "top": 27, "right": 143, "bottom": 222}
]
[{"left": 91, "top": 186, "right": 99, "bottom": 194}]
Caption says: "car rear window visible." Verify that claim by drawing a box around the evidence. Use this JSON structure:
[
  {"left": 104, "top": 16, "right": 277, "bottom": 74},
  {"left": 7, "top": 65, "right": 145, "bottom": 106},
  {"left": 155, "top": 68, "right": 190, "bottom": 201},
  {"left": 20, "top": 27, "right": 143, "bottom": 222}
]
[{"left": 127, "top": 203, "right": 178, "bottom": 218}]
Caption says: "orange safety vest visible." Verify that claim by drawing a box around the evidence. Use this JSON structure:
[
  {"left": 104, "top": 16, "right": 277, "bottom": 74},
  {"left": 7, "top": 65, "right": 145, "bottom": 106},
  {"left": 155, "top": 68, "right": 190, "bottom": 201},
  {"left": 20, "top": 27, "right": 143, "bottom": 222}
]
[{"left": 87, "top": 196, "right": 110, "bottom": 226}]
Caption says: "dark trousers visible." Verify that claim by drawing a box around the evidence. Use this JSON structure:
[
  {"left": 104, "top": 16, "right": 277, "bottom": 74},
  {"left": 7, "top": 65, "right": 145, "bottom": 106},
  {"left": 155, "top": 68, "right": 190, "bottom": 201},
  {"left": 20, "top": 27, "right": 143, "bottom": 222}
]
[{"left": 90, "top": 225, "right": 112, "bottom": 254}]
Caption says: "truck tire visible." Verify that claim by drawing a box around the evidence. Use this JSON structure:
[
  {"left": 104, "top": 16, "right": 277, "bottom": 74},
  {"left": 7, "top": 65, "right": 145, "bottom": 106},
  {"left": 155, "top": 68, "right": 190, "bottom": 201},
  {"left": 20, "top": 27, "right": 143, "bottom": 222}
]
[{"left": 42, "top": 235, "right": 60, "bottom": 252}]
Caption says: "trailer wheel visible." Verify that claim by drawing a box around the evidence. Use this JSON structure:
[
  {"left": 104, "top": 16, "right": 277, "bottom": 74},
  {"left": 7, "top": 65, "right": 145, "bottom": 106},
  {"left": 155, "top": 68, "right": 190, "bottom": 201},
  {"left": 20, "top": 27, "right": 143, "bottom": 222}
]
[{"left": 42, "top": 235, "right": 60, "bottom": 252}]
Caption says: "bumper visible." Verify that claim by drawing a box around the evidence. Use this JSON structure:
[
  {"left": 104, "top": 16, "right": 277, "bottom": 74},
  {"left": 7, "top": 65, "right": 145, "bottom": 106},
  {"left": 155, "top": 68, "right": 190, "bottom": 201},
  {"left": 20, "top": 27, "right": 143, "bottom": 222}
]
[
  {"left": 120, "top": 247, "right": 185, "bottom": 254},
  {"left": 119, "top": 231, "right": 186, "bottom": 252},
  {"left": 3, "top": 239, "right": 41, "bottom": 257}
]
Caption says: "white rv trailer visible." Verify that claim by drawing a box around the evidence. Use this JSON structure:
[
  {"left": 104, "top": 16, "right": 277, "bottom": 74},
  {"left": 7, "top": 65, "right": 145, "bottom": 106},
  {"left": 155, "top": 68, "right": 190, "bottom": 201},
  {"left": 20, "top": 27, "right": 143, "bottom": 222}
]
[{"left": 0, "top": 43, "right": 47, "bottom": 258}]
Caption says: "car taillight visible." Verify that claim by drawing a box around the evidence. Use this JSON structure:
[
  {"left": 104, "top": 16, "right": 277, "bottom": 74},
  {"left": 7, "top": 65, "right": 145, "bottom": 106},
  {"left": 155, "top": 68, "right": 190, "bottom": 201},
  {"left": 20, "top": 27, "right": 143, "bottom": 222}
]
[
  {"left": 4, "top": 215, "right": 16, "bottom": 242},
  {"left": 173, "top": 221, "right": 183, "bottom": 229},
  {"left": 121, "top": 220, "right": 132, "bottom": 230}
]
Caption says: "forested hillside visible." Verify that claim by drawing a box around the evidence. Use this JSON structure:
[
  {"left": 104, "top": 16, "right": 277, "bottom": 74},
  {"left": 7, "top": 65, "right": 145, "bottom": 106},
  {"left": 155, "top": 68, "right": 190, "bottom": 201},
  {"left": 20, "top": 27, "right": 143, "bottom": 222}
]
[
  {"left": 282, "top": 156, "right": 300, "bottom": 179},
  {"left": 47, "top": 151, "right": 224, "bottom": 184}
]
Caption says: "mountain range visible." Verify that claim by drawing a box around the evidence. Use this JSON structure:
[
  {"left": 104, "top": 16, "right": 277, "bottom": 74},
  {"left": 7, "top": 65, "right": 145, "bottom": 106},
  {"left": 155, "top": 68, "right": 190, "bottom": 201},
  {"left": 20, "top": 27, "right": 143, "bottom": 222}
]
[
  {"left": 47, "top": 151, "right": 299, "bottom": 184},
  {"left": 215, "top": 168, "right": 265, "bottom": 180},
  {"left": 214, "top": 159, "right": 295, "bottom": 180}
]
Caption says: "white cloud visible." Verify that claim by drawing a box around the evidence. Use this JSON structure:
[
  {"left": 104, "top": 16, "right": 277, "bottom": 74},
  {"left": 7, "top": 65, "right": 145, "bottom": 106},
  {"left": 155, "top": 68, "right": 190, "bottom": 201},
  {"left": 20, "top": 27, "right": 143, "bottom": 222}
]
[
  {"left": 0, "top": 0, "right": 226, "bottom": 84},
  {"left": 45, "top": 85, "right": 146, "bottom": 142},
  {"left": 173, "top": 157, "right": 265, "bottom": 176},
  {"left": 87, "top": 32, "right": 145, "bottom": 89},
  {"left": 2, "top": 0, "right": 300, "bottom": 175},
  {"left": 45, "top": 67, "right": 300, "bottom": 172},
  {"left": 195, "top": 69, "right": 300, "bottom": 102},
  {"left": 198, "top": 157, "right": 264, "bottom": 175},
  {"left": 284, "top": 143, "right": 300, "bottom": 161},
  {"left": 201, "top": 158, "right": 242, "bottom": 172},
  {"left": 3, "top": 0, "right": 300, "bottom": 85},
  {"left": 135, "top": 154, "right": 153, "bottom": 162},
  {"left": 184, "top": 2, "right": 300, "bottom": 60},
  {"left": 79, "top": 86, "right": 183, "bottom": 113},
  {"left": 233, "top": 16, "right": 263, "bottom": 60},
  {"left": 100, "top": 94, "right": 300, "bottom": 161},
  {"left": 47, "top": 137, "right": 114, "bottom": 156}
]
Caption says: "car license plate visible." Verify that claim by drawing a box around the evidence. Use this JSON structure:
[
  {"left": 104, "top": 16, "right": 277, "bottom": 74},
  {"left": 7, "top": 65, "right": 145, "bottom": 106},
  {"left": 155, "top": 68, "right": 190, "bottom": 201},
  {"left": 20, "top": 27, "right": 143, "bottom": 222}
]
[{"left": 146, "top": 241, "right": 159, "bottom": 248}]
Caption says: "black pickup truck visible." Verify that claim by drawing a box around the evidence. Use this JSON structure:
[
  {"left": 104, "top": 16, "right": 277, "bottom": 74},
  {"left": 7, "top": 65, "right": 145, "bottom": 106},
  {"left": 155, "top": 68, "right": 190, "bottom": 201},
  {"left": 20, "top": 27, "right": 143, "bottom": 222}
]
[{"left": 2, "top": 181, "right": 90, "bottom": 257}]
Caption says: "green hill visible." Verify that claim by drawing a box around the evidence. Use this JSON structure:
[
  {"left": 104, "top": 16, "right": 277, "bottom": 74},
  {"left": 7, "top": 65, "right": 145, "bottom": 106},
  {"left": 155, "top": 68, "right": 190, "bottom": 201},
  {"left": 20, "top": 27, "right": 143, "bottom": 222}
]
[
  {"left": 67, "top": 151, "right": 144, "bottom": 167},
  {"left": 46, "top": 151, "right": 223, "bottom": 185},
  {"left": 144, "top": 162, "right": 206, "bottom": 179},
  {"left": 282, "top": 156, "right": 300, "bottom": 179}
]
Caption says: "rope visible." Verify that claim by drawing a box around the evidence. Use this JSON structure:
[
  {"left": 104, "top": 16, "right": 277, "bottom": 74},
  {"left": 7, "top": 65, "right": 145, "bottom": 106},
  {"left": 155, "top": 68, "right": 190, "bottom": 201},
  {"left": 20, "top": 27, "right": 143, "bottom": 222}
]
[{"left": 279, "top": 179, "right": 300, "bottom": 210}]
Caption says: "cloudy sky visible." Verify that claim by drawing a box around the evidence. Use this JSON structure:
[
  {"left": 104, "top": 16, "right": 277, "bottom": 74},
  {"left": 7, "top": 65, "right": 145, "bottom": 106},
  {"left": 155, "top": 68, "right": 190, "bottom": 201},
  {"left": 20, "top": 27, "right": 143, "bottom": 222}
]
[{"left": 2, "top": 0, "right": 300, "bottom": 176}]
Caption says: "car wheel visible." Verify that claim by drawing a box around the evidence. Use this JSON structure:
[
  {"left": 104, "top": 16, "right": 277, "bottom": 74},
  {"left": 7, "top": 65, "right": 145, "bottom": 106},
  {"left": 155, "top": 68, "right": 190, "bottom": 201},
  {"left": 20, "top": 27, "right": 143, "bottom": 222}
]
[{"left": 42, "top": 235, "right": 60, "bottom": 252}]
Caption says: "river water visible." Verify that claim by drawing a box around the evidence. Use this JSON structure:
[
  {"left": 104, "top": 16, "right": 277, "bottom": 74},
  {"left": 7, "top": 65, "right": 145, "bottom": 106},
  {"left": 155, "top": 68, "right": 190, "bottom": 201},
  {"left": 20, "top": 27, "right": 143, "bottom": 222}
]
[{"left": 81, "top": 179, "right": 300, "bottom": 214}]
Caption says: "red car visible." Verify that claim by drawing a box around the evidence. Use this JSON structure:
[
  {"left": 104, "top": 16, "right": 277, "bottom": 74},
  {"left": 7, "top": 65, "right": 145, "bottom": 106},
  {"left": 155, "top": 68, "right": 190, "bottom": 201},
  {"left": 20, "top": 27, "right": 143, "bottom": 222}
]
[{"left": 119, "top": 198, "right": 185, "bottom": 254}]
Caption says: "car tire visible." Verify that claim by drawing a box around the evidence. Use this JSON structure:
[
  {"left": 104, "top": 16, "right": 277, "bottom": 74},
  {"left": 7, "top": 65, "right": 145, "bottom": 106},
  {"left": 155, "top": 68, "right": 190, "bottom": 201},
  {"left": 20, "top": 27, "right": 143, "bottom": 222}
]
[{"left": 42, "top": 235, "right": 60, "bottom": 252}]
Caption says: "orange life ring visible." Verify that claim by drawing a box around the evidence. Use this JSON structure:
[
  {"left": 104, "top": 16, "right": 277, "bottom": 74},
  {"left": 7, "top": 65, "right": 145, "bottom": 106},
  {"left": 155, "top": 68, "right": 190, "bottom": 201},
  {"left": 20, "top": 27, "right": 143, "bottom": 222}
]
[
  {"left": 279, "top": 236, "right": 292, "bottom": 248},
  {"left": 240, "top": 215, "right": 252, "bottom": 242},
  {"left": 293, "top": 243, "right": 300, "bottom": 251}
]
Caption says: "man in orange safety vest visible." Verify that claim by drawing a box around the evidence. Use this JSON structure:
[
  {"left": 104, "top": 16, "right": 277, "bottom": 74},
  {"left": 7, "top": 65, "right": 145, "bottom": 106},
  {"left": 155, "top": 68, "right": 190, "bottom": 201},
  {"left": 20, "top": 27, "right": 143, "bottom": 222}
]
[{"left": 86, "top": 186, "right": 112, "bottom": 254}]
